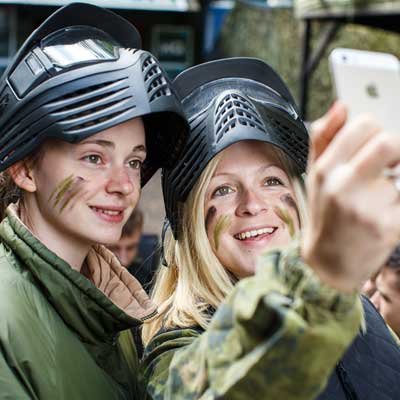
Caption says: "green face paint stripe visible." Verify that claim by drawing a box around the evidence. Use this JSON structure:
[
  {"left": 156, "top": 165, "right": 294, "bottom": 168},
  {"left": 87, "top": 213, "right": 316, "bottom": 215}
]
[
  {"left": 213, "top": 215, "right": 231, "bottom": 251},
  {"left": 205, "top": 206, "right": 216, "bottom": 231},
  {"left": 58, "top": 177, "right": 88, "bottom": 213},
  {"left": 53, "top": 177, "right": 75, "bottom": 208},
  {"left": 274, "top": 206, "right": 295, "bottom": 238},
  {"left": 59, "top": 177, "right": 86, "bottom": 212},
  {"left": 49, "top": 175, "right": 75, "bottom": 207},
  {"left": 48, "top": 174, "right": 74, "bottom": 203},
  {"left": 59, "top": 188, "right": 85, "bottom": 213},
  {"left": 280, "top": 193, "right": 300, "bottom": 227}
]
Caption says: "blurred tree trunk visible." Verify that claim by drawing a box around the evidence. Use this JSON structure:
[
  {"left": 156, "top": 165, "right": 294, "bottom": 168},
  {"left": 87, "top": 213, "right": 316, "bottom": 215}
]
[{"left": 219, "top": 1, "right": 400, "bottom": 120}]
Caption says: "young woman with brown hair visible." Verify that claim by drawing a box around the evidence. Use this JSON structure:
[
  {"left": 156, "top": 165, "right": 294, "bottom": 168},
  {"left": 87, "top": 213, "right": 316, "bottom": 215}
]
[{"left": 0, "top": 3, "right": 187, "bottom": 399}]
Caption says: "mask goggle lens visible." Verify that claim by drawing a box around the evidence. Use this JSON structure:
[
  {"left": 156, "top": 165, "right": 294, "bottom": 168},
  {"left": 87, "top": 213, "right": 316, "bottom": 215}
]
[
  {"left": 8, "top": 26, "right": 121, "bottom": 97},
  {"left": 41, "top": 26, "right": 119, "bottom": 69}
]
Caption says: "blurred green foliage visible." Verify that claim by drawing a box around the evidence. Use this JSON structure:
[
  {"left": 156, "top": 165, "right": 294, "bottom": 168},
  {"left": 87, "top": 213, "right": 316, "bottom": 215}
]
[{"left": 219, "top": 2, "right": 400, "bottom": 120}]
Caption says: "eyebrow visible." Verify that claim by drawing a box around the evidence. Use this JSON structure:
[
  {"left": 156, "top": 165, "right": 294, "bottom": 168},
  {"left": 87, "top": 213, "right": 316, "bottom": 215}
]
[
  {"left": 80, "top": 140, "right": 147, "bottom": 154},
  {"left": 212, "top": 164, "right": 282, "bottom": 178},
  {"left": 132, "top": 144, "right": 147, "bottom": 154}
]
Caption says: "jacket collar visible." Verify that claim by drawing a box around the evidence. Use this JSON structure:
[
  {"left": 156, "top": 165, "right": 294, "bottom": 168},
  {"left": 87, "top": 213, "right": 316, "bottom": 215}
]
[{"left": 0, "top": 204, "right": 157, "bottom": 344}]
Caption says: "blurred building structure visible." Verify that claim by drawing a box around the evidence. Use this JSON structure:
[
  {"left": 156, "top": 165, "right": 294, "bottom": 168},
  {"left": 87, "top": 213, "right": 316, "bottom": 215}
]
[
  {"left": 0, "top": 0, "right": 203, "bottom": 78},
  {"left": 295, "top": 0, "right": 400, "bottom": 119},
  {"left": 203, "top": 0, "right": 233, "bottom": 57},
  {"left": 219, "top": 0, "right": 400, "bottom": 121}
]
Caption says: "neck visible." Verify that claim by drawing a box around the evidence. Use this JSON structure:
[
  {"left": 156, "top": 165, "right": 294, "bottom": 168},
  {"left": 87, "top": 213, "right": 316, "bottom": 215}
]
[{"left": 20, "top": 198, "right": 91, "bottom": 272}]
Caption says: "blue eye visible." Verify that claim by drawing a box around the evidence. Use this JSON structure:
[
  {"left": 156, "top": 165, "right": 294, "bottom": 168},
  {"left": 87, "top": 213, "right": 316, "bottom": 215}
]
[
  {"left": 213, "top": 186, "right": 234, "bottom": 197},
  {"left": 264, "top": 177, "right": 283, "bottom": 187},
  {"left": 84, "top": 155, "right": 102, "bottom": 164},
  {"left": 129, "top": 160, "right": 142, "bottom": 170}
]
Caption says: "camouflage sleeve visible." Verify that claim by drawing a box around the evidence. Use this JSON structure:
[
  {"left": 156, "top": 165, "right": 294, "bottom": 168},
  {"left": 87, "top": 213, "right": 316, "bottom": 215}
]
[{"left": 144, "top": 243, "right": 363, "bottom": 400}]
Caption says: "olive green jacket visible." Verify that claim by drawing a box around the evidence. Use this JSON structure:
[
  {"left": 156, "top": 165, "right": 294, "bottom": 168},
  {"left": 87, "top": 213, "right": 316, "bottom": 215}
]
[
  {"left": 144, "top": 244, "right": 363, "bottom": 400},
  {"left": 0, "top": 206, "right": 156, "bottom": 399}
]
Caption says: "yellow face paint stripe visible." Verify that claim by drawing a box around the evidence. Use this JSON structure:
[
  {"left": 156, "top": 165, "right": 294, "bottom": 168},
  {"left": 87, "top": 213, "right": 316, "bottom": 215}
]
[
  {"left": 213, "top": 215, "right": 231, "bottom": 251},
  {"left": 49, "top": 174, "right": 74, "bottom": 206},
  {"left": 274, "top": 206, "right": 295, "bottom": 238}
]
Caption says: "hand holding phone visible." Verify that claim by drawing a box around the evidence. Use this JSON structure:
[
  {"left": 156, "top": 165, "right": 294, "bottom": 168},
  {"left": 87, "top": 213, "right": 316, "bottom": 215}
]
[
  {"left": 329, "top": 48, "right": 400, "bottom": 273},
  {"left": 329, "top": 48, "right": 400, "bottom": 134}
]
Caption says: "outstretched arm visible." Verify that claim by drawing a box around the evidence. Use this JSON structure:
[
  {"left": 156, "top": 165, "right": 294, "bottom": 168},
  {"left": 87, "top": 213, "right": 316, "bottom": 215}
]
[{"left": 144, "top": 243, "right": 362, "bottom": 400}]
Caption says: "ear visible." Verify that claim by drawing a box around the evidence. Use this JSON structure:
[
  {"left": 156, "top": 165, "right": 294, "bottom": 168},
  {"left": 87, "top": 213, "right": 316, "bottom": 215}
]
[{"left": 8, "top": 161, "right": 37, "bottom": 193}]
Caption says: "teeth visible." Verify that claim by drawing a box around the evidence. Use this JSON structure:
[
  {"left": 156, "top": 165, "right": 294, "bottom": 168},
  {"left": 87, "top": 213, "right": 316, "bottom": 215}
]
[
  {"left": 92, "top": 207, "right": 121, "bottom": 216},
  {"left": 104, "top": 210, "right": 120, "bottom": 216},
  {"left": 236, "top": 227, "right": 274, "bottom": 240}
]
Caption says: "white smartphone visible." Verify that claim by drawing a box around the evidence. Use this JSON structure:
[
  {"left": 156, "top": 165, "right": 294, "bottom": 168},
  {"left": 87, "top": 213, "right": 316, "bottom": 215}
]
[{"left": 329, "top": 48, "right": 400, "bottom": 133}]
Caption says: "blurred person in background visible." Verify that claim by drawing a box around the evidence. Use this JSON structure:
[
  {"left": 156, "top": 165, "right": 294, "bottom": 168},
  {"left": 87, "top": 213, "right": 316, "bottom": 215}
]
[
  {"left": 108, "top": 208, "right": 144, "bottom": 268},
  {"left": 369, "top": 247, "right": 400, "bottom": 338},
  {"left": 107, "top": 208, "right": 160, "bottom": 294},
  {"left": 107, "top": 208, "right": 158, "bottom": 357},
  {"left": 142, "top": 58, "right": 400, "bottom": 400}
]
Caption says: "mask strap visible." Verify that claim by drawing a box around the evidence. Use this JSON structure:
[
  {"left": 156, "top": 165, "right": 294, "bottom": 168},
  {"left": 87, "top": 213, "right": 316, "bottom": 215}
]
[{"left": 160, "top": 218, "right": 170, "bottom": 267}]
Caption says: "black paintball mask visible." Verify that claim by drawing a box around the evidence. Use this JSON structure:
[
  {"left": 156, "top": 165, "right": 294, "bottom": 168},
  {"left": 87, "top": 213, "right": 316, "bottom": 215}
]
[
  {"left": 162, "top": 57, "right": 309, "bottom": 240},
  {"left": 0, "top": 2, "right": 188, "bottom": 185}
]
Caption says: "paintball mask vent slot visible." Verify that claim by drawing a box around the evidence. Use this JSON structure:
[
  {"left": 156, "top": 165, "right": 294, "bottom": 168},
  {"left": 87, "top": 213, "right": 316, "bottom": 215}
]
[
  {"left": 59, "top": 97, "right": 130, "bottom": 122},
  {"left": 55, "top": 81, "right": 114, "bottom": 102},
  {"left": 51, "top": 89, "right": 130, "bottom": 117},
  {"left": 180, "top": 147, "right": 208, "bottom": 200},
  {"left": 269, "top": 117, "right": 308, "bottom": 167},
  {"left": 142, "top": 55, "right": 171, "bottom": 103},
  {"left": 142, "top": 55, "right": 155, "bottom": 71},
  {"left": 0, "top": 129, "right": 26, "bottom": 163},
  {"left": 215, "top": 92, "right": 265, "bottom": 142},
  {"left": 63, "top": 101, "right": 135, "bottom": 132},
  {"left": 126, "top": 48, "right": 140, "bottom": 55},
  {"left": 0, "top": 127, "right": 35, "bottom": 166},
  {"left": 171, "top": 130, "right": 205, "bottom": 187},
  {"left": 47, "top": 78, "right": 129, "bottom": 112},
  {"left": 0, "top": 93, "right": 9, "bottom": 114},
  {"left": 170, "top": 123, "right": 208, "bottom": 202}
]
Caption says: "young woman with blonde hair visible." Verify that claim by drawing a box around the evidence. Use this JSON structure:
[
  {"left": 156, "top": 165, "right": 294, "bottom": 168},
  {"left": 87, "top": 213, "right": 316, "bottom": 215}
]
[{"left": 143, "top": 58, "right": 400, "bottom": 399}]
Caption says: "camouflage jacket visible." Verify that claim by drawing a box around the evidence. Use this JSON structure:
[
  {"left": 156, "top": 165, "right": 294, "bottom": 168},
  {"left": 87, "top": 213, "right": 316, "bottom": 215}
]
[{"left": 143, "top": 244, "right": 363, "bottom": 400}]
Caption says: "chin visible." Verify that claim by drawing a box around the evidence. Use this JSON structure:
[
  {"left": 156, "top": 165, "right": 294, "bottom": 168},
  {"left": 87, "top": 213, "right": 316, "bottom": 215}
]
[
  {"left": 86, "top": 229, "right": 123, "bottom": 246},
  {"left": 228, "top": 261, "right": 257, "bottom": 279},
  {"left": 241, "top": 265, "right": 257, "bottom": 278}
]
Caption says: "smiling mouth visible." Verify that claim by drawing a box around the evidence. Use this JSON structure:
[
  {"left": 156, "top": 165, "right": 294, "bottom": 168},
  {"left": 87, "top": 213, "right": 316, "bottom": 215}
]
[
  {"left": 89, "top": 206, "right": 127, "bottom": 224},
  {"left": 90, "top": 206, "right": 123, "bottom": 216},
  {"left": 234, "top": 227, "right": 277, "bottom": 240}
]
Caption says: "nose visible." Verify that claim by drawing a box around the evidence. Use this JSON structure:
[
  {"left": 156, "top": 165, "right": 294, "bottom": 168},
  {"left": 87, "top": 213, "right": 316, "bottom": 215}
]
[
  {"left": 106, "top": 166, "right": 135, "bottom": 196},
  {"left": 236, "top": 188, "right": 268, "bottom": 217}
]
